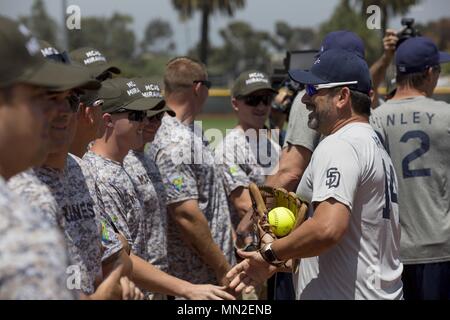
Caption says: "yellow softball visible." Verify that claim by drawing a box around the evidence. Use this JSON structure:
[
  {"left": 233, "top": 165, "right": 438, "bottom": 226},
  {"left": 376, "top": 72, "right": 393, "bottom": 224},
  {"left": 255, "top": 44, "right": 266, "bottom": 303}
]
[{"left": 268, "top": 207, "right": 296, "bottom": 237}]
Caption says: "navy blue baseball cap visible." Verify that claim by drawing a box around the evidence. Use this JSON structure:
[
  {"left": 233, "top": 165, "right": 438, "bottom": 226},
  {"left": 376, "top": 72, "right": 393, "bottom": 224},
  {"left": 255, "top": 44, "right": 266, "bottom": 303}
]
[
  {"left": 396, "top": 37, "right": 450, "bottom": 74},
  {"left": 289, "top": 49, "right": 372, "bottom": 95},
  {"left": 318, "top": 30, "right": 365, "bottom": 58}
]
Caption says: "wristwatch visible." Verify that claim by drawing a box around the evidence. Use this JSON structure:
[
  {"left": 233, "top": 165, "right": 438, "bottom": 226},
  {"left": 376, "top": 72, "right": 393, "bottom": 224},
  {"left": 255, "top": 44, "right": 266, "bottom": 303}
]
[{"left": 259, "top": 243, "right": 285, "bottom": 267}]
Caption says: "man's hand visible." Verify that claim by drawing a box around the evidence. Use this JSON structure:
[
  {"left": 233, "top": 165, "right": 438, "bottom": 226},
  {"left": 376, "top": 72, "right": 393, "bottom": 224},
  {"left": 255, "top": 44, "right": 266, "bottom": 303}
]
[
  {"left": 383, "top": 29, "right": 399, "bottom": 60},
  {"left": 91, "top": 265, "right": 144, "bottom": 300},
  {"left": 226, "top": 250, "right": 278, "bottom": 295},
  {"left": 119, "top": 276, "right": 145, "bottom": 300},
  {"left": 183, "top": 283, "right": 237, "bottom": 300}
]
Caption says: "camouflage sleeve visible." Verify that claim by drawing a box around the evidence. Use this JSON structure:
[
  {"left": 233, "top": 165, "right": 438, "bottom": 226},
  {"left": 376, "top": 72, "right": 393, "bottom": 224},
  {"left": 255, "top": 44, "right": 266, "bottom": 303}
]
[
  {"left": 215, "top": 142, "right": 251, "bottom": 196},
  {"left": 99, "top": 218, "right": 123, "bottom": 262},
  {"left": 154, "top": 146, "right": 199, "bottom": 205},
  {"left": 0, "top": 199, "right": 74, "bottom": 300},
  {"left": 93, "top": 181, "right": 134, "bottom": 247}
]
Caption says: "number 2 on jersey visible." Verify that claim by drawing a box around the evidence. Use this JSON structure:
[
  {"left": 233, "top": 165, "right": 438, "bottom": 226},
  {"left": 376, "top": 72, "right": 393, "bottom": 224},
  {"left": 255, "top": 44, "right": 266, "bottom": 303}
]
[
  {"left": 382, "top": 159, "right": 398, "bottom": 220},
  {"left": 400, "top": 130, "right": 431, "bottom": 178}
]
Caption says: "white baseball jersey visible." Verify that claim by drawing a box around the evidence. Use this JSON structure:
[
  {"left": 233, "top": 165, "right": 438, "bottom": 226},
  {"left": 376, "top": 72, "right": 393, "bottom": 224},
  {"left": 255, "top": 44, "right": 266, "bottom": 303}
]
[{"left": 295, "top": 122, "right": 403, "bottom": 300}]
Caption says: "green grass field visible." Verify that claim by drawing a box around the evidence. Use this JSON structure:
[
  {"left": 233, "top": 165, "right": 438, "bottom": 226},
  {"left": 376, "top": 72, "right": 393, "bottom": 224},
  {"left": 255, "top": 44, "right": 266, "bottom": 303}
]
[{"left": 196, "top": 114, "right": 237, "bottom": 148}]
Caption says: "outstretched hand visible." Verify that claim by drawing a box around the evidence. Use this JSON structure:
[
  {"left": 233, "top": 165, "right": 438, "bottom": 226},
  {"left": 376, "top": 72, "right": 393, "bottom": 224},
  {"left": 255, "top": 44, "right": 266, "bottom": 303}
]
[
  {"left": 225, "top": 249, "right": 278, "bottom": 295},
  {"left": 184, "top": 283, "right": 237, "bottom": 300}
]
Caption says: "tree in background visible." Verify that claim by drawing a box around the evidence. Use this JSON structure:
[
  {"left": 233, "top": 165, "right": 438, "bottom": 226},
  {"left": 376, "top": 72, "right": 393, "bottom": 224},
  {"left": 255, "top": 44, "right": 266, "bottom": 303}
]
[
  {"left": 141, "top": 18, "right": 175, "bottom": 54},
  {"left": 207, "top": 21, "right": 273, "bottom": 81},
  {"left": 67, "top": 13, "right": 135, "bottom": 61},
  {"left": 418, "top": 18, "right": 450, "bottom": 74},
  {"left": 19, "top": 0, "right": 58, "bottom": 45},
  {"left": 172, "top": 0, "right": 245, "bottom": 65},
  {"left": 352, "top": 0, "right": 421, "bottom": 32},
  {"left": 271, "top": 22, "right": 317, "bottom": 52}
]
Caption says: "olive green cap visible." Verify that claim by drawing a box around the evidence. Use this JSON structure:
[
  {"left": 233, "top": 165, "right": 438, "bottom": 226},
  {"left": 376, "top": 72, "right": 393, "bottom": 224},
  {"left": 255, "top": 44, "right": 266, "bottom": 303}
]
[
  {"left": 98, "top": 77, "right": 159, "bottom": 113},
  {"left": 0, "top": 16, "right": 100, "bottom": 91},
  {"left": 69, "top": 47, "right": 121, "bottom": 79},
  {"left": 132, "top": 77, "right": 175, "bottom": 117},
  {"left": 231, "top": 70, "right": 277, "bottom": 97}
]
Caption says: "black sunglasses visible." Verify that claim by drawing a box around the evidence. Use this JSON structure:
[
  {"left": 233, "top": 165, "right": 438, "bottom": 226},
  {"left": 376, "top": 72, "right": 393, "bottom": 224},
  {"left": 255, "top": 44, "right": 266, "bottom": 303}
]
[
  {"left": 238, "top": 94, "right": 273, "bottom": 107},
  {"left": 193, "top": 80, "right": 212, "bottom": 89},
  {"left": 147, "top": 112, "right": 165, "bottom": 122},
  {"left": 110, "top": 109, "right": 146, "bottom": 122}
]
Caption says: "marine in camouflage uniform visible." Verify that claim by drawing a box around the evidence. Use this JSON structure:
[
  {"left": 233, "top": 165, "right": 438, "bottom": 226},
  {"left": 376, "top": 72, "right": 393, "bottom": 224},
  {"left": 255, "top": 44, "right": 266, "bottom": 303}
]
[
  {"left": 123, "top": 150, "right": 168, "bottom": 272},
  {"left": 83, "top": 150, "right": 148, "bottom": 262},
  {"left": 150, "top": 115, "right": 235, "bottom": 284},
  {"left": 215, "top": 127, "right": 280, "bottom": 228},
  {"left": 8, "top": 154, "right": 123, "bottom": 295},
  {"left": 0, "top": 177, "right": 74, "bottom": 299}
]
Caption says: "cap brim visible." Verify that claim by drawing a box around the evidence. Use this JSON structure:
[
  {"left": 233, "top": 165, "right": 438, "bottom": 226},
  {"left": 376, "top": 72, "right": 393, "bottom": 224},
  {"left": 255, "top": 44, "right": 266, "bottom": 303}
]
[
  {"left": 91, "top": 64, "right": 121, "bottom": 79},
  {"left": 22, "top": 59, "right": 101, "bottom": 91},
  {"left": 125, "top": 96, "right": 161, "bottom": 111},
  {"left": 146, "top": 102, "right": 175, "bottom": 117},
  {"left": 439, "top": 51, "right": 450, "bottom": 64},
  {"left": 288, "top": 69, "right": 327, "bottom": 85}
]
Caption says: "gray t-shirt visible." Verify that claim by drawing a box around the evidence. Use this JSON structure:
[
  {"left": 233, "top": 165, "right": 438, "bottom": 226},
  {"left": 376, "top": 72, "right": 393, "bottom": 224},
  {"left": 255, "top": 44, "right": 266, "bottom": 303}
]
[
  {"left": 295, "top": 123, "right": 403, "bottom": 300},
  {"left": 370, "top": 96, "right": 450, "bottom": 264},
  {"left": 215, "top": 127, "right": 280, "bottom": 227},
  {"left": 150, "top": 115, "right": 235, "bottom": 284},
  {"left": 8, "top": 154, "right": 122, "bottom": 295},
  {"left": 284, "top": 90, "right": 322, "bottom": 151},
  {"left": 123, "top": 150, "right": 169, "bottom": 272},
  {"left": 83, "top": 150, "right": 148, "bottom": 262},
  {"left": 0, "top": 176, "right": 74, "bottom": 299}
]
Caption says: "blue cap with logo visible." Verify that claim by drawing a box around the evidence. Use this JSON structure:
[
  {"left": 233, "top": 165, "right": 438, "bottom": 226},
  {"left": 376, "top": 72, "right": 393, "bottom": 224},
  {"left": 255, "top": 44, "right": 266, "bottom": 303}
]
[
  {"left": 396, "top": 36, "right": 450, "bottom": 74},
  {"left": 318, "top": 30, "right": 365, "bottom": 58},
  {"left": 289, "top": 49, "right": 372, "bottom": 95}
]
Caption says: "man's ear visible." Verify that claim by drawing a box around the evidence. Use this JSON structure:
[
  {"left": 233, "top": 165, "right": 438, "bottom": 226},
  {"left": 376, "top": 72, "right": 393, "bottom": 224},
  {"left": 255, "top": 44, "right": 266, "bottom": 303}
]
[
  {"left": 85, "top": 106, "right": 95, "bottom": 125},
  {"left": 335, "top": 87, "right": 351, "bottom": 110},
  {"left": 103, "top": 113, "right": 113, "bottom": 128},
  {"left": 231, "top": 97, "right": 239, "bottom": 112}
]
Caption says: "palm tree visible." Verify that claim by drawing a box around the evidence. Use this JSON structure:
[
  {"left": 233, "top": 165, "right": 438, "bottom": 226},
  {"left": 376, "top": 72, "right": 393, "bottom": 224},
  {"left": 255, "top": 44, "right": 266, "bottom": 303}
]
[
  {"left": 353, "top": 0, "right": 421, "bottom": 31},
  {"left": 172, "top": 0, "right": 245, "bottom": 65}
]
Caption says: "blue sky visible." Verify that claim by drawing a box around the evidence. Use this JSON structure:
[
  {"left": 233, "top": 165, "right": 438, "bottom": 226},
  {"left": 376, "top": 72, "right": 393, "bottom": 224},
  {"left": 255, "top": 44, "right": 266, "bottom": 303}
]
[{"left": 1, "top": 0, "right": 449, "bottom": 53}]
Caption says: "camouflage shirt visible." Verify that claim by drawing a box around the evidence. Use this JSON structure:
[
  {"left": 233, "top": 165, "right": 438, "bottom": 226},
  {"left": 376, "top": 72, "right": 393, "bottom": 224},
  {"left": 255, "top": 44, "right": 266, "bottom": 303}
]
[
  {"left": 8, "top": 154, "right": 122, "bottom": 295},
  {"left": 0, "top": 176, "right": 74, "bottom": 299},
  {"left": 83, "top": 150, "right": 148, "bottom": 261},
  {"left": 123, "top": 150, "right": 169, "bottom": 272},
  {"left": 215, "top": 127, "right": 280, "bottom": 227},
  {"left": 150, "top": 115, "right": 235, "bottom": 284}
]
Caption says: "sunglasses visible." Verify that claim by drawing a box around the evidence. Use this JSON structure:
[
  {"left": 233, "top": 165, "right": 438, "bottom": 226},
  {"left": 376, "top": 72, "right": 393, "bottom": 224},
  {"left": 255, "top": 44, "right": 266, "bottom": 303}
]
[
  {"left": 111, "top": 109, "right": 146, "bottom": 122},
  {"left": 305, "top": 81, "right": 358, "bottom": 97},
  {"left": 193, "top": 80, "right": 212, "bottom": 89},
  {"left": 147, "top": 112, "right": 165, "bottom": 122},
  {"left": 238, "top": 94, "right": 273, "bottom": 107}
]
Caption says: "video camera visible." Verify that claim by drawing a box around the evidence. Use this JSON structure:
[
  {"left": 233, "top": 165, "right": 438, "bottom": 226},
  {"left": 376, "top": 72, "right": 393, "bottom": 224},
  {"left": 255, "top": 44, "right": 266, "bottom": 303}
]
[
  {"left": 396, "top": 18, "right": 421, "bottom": 48},
  {"left": 271, "top": 50, "right": 318, "bottom": 113}
]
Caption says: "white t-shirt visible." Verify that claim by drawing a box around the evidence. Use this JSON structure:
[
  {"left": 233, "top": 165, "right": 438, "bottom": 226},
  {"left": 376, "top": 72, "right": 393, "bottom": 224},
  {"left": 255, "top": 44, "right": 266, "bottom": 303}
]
[{"left": 295, "top": 122, "right": 403, "bottom": 300}]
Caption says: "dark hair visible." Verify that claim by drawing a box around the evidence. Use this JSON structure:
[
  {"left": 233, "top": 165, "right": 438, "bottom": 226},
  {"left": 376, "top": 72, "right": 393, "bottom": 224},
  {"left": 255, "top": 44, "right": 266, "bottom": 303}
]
[
  {"left": 396, "top": 65, "right": 440, "bottom": 89},
  {"left": 396, "top": 71, "right": 427, "bottom": 88},
  {"left": 329, "top": 87, "right": 371, "bottom": 117}
]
